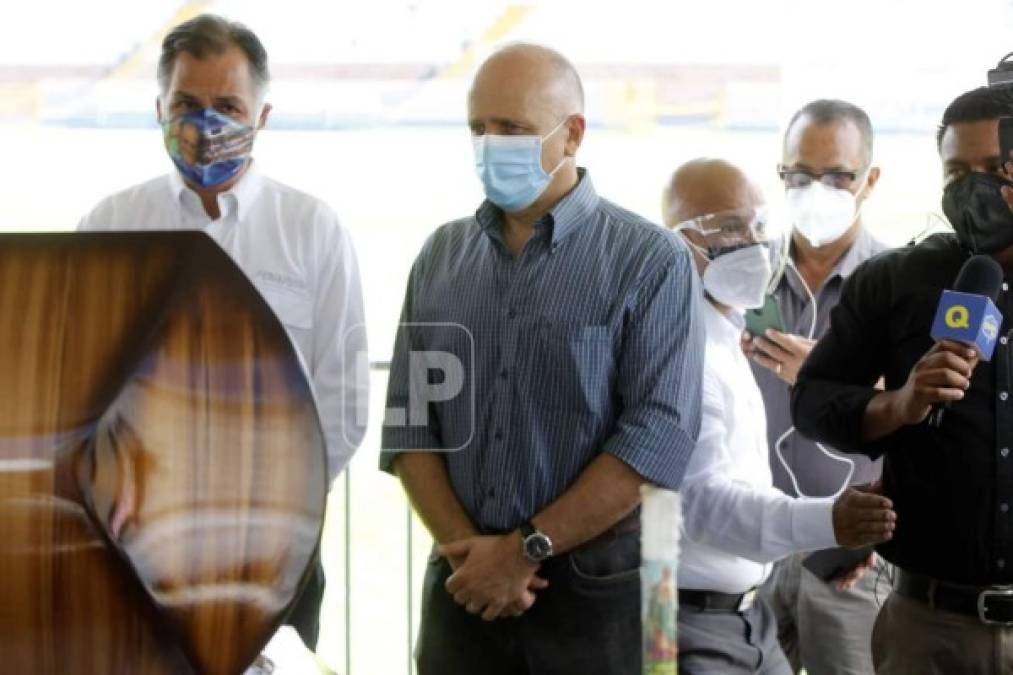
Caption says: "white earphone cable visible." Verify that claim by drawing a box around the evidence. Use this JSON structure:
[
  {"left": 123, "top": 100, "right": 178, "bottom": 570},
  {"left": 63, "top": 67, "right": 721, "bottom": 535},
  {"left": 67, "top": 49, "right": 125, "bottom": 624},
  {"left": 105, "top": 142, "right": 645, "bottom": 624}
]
[{"left": 772, "top": 259, "right": 855, "bottom": 499}]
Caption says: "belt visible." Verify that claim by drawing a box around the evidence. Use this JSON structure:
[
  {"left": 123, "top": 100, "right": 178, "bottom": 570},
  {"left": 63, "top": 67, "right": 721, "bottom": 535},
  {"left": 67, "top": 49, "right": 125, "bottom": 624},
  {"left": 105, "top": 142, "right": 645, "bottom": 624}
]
[
  {"left": 895, "top": 568, "right": 1013, "bottom": 625},
  {"left": 678, "top": 587, "right": 757, "bottom": 613}
]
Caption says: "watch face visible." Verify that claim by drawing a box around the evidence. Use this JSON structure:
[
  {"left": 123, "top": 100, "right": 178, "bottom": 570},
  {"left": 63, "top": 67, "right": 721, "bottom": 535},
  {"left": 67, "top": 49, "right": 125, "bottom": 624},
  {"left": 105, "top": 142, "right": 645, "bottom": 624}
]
[{"left": 524, "top": 533, "right": 552, "bottom": 561}]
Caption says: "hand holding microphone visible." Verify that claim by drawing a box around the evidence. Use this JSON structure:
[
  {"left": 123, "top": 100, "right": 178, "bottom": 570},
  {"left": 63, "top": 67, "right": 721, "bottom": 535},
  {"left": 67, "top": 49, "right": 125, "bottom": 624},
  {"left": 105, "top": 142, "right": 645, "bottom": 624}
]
[
  {"left": 893, "top": 255, "right": 1003, "bottom": 427},
  {"left": 891, "top": 340, "right": 979, "bottom": 426}
]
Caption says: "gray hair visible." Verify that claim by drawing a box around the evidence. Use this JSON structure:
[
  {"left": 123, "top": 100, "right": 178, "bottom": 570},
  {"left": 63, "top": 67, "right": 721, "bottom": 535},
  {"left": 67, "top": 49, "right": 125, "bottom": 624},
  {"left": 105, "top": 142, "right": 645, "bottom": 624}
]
[
  {"left": 157, "top": 14, "right": 269, "bottom": 98},
  {"left": 784, "top": 99, "right": 874, "bottom": 167}
]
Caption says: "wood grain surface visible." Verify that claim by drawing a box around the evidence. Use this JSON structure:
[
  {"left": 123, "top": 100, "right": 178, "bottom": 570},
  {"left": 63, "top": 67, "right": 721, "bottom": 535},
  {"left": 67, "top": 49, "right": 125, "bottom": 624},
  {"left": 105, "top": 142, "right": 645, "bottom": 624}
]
[{"left": 0, "top": 232, "right": 327, "bottom": 674}]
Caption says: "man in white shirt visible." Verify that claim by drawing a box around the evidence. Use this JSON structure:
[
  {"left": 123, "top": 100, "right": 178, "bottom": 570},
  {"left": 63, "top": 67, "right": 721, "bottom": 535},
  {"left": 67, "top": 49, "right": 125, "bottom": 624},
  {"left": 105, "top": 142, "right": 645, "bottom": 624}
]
[
  {"left": 662, "top": 158, "right": 896, "bottom": 674},
  {"left": 78, "top": 14, "right": 367, "bottom": 650}
]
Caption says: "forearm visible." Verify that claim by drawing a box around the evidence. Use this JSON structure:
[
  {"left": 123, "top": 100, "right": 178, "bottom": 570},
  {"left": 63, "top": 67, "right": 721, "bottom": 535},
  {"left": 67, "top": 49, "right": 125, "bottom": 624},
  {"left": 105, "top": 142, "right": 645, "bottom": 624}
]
[
  {"left": 530, "top": 453, "right": 644, "bottom": 555},
  {"left": 393, "top": 453, "right": 478, "bottom": 544},
  {"left": 860, "top": 390, "right": 907, "bottom": 441},
  {"left": 792, "top": 372, "right": 886, "bottom": 458},
  {"left": 683, "top": 474, "right": 835, "bottom": 563}
]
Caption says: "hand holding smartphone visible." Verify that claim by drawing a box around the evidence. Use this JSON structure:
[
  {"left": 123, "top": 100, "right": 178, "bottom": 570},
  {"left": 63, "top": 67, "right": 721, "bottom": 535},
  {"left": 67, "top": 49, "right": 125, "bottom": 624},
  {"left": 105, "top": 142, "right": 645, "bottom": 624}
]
[{"left": 745, "top": 294, "right": 786, "bottom": 340}]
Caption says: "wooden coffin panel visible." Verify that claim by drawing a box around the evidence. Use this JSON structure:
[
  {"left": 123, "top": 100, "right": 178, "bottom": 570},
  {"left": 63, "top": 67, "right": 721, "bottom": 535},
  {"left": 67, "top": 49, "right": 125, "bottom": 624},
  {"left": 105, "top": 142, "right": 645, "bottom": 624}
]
[{"left": 0, "top": 232, "right": 327, "bottom": 675}]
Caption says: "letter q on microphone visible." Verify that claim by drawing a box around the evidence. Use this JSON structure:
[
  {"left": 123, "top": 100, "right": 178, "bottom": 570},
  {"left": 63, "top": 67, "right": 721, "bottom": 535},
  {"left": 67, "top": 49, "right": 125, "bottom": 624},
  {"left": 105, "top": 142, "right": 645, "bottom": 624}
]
[
  {"left": 930, "top": 257, "right": 1004, "bottom": 362},
  {"left": 931, "top": 292, "right": 1002, "bottom": 360},
  {"left": 927, "top": 255, "right": 1004, "bottom": 428}
]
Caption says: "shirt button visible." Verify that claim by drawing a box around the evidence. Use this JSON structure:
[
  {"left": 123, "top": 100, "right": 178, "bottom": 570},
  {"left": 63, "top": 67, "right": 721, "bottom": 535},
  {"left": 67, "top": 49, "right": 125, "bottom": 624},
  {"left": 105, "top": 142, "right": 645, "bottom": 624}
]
[
  {"left": 507, "top": 308, "right": 517, "bottom": 319},
  {"left": 499, "top": 368, "right": 508, "bottom": 379},
  {"left": 1003, "top": 447, "right": 1010, "bottom": 458},
  {"left": 1002, "top": 392, "right": 1010, "bottom": 402},
  {"left": 1000, "top": 559, "right": 1007, "bottom": 569},
  {"left": 494, "top": 429, "right": 503, "bottom": 440},
  {"left": 487, "top": 488, "right": 495, "bottom": 497},
  {"left": 1003, "top": 503, "right": 1010, "bottom": 514}
]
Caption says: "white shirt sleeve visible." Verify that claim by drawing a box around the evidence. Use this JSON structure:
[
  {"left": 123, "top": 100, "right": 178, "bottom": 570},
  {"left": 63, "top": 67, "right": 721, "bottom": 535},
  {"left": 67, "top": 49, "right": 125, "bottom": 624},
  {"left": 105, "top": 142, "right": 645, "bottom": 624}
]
[
  {"left": 310, "top": 217, "right": 368, "bottom": 485},
  {"left": 680, "top": 367, "right": 837, "bottom": 564},
  {"left": 77, "top": 199, "right": 110, "bottom": 231}
]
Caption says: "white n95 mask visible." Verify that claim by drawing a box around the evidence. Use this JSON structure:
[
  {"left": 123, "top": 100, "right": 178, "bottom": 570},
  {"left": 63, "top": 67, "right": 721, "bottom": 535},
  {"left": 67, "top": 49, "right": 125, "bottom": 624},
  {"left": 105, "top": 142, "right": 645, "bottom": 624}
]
[
  {"left": 701, "top": 244, "right": 773, "bottom": 310},
  {"left": 786, "top": 182, "right": 860, "bottom": 247}
]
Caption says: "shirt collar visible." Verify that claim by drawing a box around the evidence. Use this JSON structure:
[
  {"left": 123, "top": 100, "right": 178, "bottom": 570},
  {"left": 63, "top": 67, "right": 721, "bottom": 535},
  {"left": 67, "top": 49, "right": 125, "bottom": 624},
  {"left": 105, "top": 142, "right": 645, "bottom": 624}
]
[
  {"left": 167, "top": 160, "right": 263, "bottom": 222},
  {"left": 780, "top": 225, "right": 879, "bottom": 298},
  {"left": 830, "top": 226, "right": 880, "bottom": 279},
  {"left": 702, "top": 294, "right": 746, "bottom": 345},
  {"left": 475, "top": 168, "right": 600, "bottom": 247}
]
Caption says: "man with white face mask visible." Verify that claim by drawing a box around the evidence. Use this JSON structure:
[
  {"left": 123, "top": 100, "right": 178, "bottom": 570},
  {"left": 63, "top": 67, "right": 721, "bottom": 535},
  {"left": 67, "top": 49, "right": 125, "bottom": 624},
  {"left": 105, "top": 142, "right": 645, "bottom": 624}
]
[
  {"left": 77, "top": 15, "right": 368, "bottom": 651},
  {"left": 663, "top": 158, "right": 896, "bottom": 675},
  {"left": 745, "top": 100, "right": 891, "bottom": 675},
  {"left": 381, "top": 43, "right": 705, "bottom": 675}
]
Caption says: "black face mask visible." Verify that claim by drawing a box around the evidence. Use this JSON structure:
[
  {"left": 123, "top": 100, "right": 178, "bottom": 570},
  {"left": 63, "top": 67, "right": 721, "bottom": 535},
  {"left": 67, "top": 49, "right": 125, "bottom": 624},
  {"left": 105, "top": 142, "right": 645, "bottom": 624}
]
[{"left": 942, "top": 172, "right": 1013, "bottom": 254}]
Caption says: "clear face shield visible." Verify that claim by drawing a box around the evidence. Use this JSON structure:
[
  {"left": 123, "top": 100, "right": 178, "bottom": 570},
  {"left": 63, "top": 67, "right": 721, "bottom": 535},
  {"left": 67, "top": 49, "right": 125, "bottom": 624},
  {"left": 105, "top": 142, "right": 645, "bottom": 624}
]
[
  {"left": 676, "top": 205, "right": 855, "bottom": 497},
  {"left": 673, "top": 205, "right": 789, "bottom": 303}
]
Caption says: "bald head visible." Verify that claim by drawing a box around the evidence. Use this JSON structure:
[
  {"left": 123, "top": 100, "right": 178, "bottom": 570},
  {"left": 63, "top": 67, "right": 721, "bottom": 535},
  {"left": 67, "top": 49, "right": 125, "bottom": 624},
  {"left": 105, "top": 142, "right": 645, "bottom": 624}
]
[
  {"left": 469, "top": 43, "right": 584, "bottom": 133},
  {"left": 663, "top": 158, "right": 764, "bottom": 226}
]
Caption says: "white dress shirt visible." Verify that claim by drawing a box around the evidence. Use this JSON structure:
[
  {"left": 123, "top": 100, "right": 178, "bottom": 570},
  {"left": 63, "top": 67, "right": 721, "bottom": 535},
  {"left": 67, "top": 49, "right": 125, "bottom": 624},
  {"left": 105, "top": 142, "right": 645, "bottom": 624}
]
[
  {"left": 79, "top": 163, "right": 367, "bottom": 485},
  {"left": 678, "top": 299, "right": 837, "bottom": 594}
]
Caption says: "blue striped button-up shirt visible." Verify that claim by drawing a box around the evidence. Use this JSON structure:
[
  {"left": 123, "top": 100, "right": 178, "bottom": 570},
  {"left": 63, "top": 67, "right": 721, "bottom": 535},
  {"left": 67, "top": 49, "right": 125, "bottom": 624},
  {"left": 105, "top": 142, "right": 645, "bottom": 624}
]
[{"left": 380, "top": 170, "right": 704, "bottom": 531}]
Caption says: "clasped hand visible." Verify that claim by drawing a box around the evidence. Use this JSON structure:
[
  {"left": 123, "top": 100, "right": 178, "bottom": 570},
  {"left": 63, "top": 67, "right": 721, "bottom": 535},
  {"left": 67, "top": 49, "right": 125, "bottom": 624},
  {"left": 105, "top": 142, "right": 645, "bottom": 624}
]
[{"left": 438, "top": 532, "right": 549, "bottom": 621}]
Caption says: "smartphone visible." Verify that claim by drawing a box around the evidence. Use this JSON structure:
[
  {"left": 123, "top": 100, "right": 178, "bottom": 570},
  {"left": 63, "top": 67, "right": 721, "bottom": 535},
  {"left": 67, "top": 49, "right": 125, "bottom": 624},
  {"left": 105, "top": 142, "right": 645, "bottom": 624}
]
[
  {"left": 745, "top": 294, "right": 786, "bottom": 338},
  {"left": 802, "top": 546, "right": 874, "bottom": 583}
]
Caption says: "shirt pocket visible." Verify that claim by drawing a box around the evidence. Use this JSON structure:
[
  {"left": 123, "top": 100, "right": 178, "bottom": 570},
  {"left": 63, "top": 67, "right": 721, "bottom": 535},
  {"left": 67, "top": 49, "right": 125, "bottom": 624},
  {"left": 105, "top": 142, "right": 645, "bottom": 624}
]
[
  {"left": 527, "top": 321, "right": 614, "bottom": 413},
  {"left": 256, "top": 281, "right": 314, "bottom": 332}
]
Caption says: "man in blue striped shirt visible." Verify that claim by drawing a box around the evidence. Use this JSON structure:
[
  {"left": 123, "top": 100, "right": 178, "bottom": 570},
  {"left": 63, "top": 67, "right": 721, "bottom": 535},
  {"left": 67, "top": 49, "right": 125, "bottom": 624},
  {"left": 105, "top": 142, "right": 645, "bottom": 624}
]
[{"left": 380, "top": 43, "right": 704, "bottom": 675}]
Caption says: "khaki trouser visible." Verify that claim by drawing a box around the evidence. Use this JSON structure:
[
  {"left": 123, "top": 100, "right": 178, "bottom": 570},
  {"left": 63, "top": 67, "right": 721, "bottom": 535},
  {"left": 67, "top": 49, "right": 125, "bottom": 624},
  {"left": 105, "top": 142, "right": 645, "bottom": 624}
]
[
  {"left": 761, "top": 552, "right": 890, "bottom": 674},
  {"left": 872, "top": 591, "right": 1013, "bottom": 674}
]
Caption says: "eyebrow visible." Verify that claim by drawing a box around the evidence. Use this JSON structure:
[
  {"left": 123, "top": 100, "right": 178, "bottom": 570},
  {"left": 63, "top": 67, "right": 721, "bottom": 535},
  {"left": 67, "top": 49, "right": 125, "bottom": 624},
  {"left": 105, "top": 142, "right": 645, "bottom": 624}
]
[
  {"left": 943, "top": 158, "right": 1001, "bottom": 168},
  {"left": 784, "top": 162, "right": 855, "bottom": 173},
  {"left": 469, "top": 116, "right": 534, "bottom": 129},
  {"left": 214, "top": 95, "right": 245, "bottom": 107}
]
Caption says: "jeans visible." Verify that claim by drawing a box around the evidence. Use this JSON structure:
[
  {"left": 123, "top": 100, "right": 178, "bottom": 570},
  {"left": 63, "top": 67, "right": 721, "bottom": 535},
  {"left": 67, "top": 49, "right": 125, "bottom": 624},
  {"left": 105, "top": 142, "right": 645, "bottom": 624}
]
[{"left": 415, "top": 527, "right": 641, "bottom": 675}]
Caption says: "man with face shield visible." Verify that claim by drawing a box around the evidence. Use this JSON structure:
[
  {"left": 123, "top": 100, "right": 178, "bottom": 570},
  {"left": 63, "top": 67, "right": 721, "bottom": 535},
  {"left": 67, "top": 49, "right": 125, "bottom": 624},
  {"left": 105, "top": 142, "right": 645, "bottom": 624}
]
[
  {"left": 743, "top": 100, "right": 891, "bottom": 675},
  {"left": 380, "top": 43, "right": 704, "bottom": 675},
  {"left": 77, "top": 15, "right": 368, "bottom": 651},
  {"left": 663, "top": 159, "right": 896, "bottom": 675},
  {"left": 793, "top": 87, "right": 1013, "bottom": 673}
]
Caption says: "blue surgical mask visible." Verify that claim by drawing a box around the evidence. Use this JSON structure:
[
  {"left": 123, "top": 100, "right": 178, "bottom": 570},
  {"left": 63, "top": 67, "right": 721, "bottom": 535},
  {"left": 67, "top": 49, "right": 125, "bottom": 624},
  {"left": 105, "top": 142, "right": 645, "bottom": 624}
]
[
  {"left": 472, "top": 119, "right": 570, "bottom": 212},
  {"left": 162, "top": 108, "right": 257, "bottom": 189}
]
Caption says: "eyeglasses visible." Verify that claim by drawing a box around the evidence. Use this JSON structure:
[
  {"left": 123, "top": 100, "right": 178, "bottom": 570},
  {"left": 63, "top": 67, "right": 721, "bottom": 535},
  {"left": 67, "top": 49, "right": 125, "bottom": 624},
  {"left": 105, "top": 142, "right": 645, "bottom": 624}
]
[
  {"left": 672, "top": 206, "right": 777, "bottom": 248},
  {"left": 672, "top": 206, "right": 790, "bottom": 290},
  {"left": 777, "top": 165, "right": 862, "bottom": 190}
]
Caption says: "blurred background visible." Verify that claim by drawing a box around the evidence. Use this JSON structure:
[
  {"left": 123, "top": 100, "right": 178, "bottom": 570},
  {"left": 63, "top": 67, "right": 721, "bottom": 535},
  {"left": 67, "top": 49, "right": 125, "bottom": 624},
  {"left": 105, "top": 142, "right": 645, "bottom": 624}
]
[{"left": 3, "top": 1, "right": 1013, "bottom": 672}]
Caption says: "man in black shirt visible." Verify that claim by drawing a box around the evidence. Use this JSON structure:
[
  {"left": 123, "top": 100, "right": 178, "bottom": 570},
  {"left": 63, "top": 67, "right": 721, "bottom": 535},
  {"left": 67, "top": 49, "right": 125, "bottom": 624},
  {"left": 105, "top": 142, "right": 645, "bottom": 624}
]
[{"left": 793, "top": 86, "right": 1013, "bottom": 673}]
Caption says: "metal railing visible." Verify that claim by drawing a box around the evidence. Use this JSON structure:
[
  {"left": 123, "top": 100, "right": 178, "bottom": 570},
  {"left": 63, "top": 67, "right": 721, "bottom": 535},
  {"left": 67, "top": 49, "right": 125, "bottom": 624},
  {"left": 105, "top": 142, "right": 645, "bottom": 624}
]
[{"left": 334, "top": 361, "right": 418, "bottom": 675}]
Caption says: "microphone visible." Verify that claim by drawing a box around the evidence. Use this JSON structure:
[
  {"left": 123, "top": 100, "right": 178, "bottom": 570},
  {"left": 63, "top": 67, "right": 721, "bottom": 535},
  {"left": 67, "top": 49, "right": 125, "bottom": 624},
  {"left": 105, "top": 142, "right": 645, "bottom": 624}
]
[{"left": 927, "top": 255, "right": 1004, "bottom": 427}]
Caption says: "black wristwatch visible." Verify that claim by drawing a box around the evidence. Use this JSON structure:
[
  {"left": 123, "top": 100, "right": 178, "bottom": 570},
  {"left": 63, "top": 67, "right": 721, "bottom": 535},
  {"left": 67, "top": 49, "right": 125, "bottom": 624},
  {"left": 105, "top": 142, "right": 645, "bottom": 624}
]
[{"left": 519, "top": 521, "right": 554, "bottom": 563}]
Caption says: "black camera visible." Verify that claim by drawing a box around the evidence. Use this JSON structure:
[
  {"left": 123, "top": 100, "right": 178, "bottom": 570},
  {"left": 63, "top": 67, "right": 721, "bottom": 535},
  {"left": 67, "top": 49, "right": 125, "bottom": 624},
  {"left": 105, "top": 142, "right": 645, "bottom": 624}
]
[{"left": 987, "top": 52, "right": 1013, "bottom": 170}]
